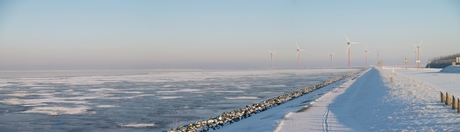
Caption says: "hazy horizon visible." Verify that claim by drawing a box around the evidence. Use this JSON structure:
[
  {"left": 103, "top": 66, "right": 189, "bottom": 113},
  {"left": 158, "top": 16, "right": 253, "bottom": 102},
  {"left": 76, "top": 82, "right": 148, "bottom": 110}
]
[{"left": 1, "top": 1, "right": 459, "bottom": 70}]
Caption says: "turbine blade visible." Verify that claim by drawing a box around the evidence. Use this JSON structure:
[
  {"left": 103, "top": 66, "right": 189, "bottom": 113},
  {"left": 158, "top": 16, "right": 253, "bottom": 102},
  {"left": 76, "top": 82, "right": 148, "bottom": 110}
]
[
  {"left": 268, "top": 50, "right": 272, "bottom": 53},
  {"left": 419, "top": 40, "right": 423, "bottom": 46},
  {"left": 300, "top": 49, "right": 306, "bottom": 51},
  {"left": 351, "top": 42, "right": 360, "bottom": 44},
  {"left": 273, "top": 51, "right": 278, "bottom": 53},
  {"left": 295, "top": 42, "right": 300, "bottom": 49},
  {"left": 344, "top": 34, "right": 350, "bottom": 42}
]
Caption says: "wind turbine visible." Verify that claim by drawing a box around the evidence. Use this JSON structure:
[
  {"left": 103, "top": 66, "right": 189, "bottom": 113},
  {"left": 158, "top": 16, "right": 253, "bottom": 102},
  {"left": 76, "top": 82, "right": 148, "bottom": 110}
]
[
  {"left": 344, "top": 34, "right": 359, "bottom": 68},
  {"left": 364, "top": 46, "right": 372, "bottom": 68},
  {"left": 295, "top": 42, "right": 306, "bottom": 69},
  {"left": 414, "top": 40, "right": 422, "bottom": 69},
  {"left": 328, "top": 52, "right": 335, "bottom": 68},
  {"left": 268, "top": 50, "right": 277, "bottom": 69}
]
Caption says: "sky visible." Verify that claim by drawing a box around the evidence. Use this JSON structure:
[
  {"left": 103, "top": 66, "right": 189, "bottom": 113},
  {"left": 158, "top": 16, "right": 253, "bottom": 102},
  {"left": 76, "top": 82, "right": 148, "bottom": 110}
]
[{"left": 0, "top": 0, "right": 459, "bottom": 70}]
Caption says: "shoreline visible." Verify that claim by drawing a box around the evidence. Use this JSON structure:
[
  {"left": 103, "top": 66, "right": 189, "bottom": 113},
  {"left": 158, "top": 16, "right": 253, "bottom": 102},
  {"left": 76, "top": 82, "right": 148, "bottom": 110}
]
[{"left": 167, "top": 68, "right": 366, "bottom": 132}]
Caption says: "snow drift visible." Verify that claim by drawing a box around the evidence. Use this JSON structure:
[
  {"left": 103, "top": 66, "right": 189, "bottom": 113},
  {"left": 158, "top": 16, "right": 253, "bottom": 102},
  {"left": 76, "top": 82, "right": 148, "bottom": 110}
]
[{"left": 440, "top": 65, "right": 460, "bottom": 73}]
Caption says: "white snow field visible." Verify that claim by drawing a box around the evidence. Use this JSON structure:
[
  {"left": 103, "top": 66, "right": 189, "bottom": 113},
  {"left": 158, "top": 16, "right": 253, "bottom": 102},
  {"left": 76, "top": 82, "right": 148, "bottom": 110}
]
[
  {"left": 394, "top": 67, "right": 460, "bottom": 97},
  {"left": 216, "top": 67, "right": 460, "bottom": 132}
]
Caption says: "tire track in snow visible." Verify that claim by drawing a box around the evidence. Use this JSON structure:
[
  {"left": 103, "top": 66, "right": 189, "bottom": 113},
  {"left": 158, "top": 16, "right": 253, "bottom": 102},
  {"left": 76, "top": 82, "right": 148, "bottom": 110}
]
[
  {"left": 323, "top": 85, "right": 344, "bottom": 132},
  {"left": 323, "top": 106, "right": 330, "bottom": 132},
  {"left": 323, "top": 71, "right": 368, "bottom": 132}
]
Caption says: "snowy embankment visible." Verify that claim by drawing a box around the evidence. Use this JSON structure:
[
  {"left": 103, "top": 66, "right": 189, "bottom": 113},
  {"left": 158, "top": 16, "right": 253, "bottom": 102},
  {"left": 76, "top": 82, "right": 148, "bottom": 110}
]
[
  {"left": 441, "top": 65, "right": 460, "bottom": 73},
  {"left": 213, "top": 70, "right": 367, "bottom": 132},
  {"left": 210, "top": 69, "right": 362, "bottom": 132},
  {"left": 219, "top": 67, "right": 460, "bottom": 131}
]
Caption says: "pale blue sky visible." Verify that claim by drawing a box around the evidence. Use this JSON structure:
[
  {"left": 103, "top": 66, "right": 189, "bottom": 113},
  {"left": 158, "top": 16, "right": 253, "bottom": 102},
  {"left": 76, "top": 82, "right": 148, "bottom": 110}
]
[{"left": 0, "top": 0, "right": 459, "bottom": 70}]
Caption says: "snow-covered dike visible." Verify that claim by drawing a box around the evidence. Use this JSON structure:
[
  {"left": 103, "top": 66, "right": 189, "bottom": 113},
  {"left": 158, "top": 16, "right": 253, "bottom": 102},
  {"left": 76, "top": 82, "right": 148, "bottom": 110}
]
[
  {"left": 275, "top": 69, "right": 368, "bottom": 132},
  {"left": 277, "top": 68, "right": 460, "bottom": 131},
  {"left": 441, "top": 65, "right": 460, "bottom": 73},
  {"left": 212, "top": 70, "right": 367, "bottom": 132},
  {"left": 218, "top": 68, "right": 460, "bottom": 131}
]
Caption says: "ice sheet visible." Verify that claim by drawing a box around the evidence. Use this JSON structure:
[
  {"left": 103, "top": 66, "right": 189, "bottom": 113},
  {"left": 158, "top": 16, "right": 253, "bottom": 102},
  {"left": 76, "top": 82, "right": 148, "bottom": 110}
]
[
  {"left": 119, "top": 123, "right": 155, "bottom": 128},
  {"left": 225, "top": 96, "right": 261, "bottom": 100},
  {"left": 22, "top": 106, "right": 91, "bottom": 116}
]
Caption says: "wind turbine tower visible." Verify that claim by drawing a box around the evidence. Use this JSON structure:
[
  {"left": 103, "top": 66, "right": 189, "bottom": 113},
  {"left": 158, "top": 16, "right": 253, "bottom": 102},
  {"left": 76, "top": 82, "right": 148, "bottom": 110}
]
[
  {"left": 268, "top": 50, "right": 277, "bottom": 69},
  {"left": 295, "top": 42, "right": 306, "bottom": 69},
  {"left": 413, "top": 51, "right": 417, "bottom": 67},
  {"left": 365, "top": 46, "right": 371, "bottom": 68},
  {"left": 328, "top": 52, "right": 335, "bottom": 68},
  {"left": 414, "top": 40, "right": 422, "bottom": 69},
  {"left": 344, "top": 34, "right": 359, "bottom": 68}
]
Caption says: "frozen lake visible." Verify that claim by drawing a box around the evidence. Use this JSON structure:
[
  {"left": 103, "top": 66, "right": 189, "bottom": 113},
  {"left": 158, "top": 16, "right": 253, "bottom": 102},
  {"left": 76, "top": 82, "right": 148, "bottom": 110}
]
[{"left": 0, "top": 69, "right": 357, "bottom": 131}]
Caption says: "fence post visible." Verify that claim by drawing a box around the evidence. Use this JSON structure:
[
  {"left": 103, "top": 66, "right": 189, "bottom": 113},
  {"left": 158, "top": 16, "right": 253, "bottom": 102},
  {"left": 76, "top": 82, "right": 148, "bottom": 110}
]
[
  {"left": 458, "top": 98, "right": 460, "bottom": 114},
  {"left": 446, "top": 93, "right": 452, "bottom": 106},
  {"left": 390, "top": 77, "right": 393, "bottom": 83},
  {"left": 446, "top": 96, "right": 452, "bottom": 106},
  {"left": 441, "top": 91, "right": 445, "bottom": 102},
  {"left": 453, "top": 96, "right": 458, "bottom": 109}
]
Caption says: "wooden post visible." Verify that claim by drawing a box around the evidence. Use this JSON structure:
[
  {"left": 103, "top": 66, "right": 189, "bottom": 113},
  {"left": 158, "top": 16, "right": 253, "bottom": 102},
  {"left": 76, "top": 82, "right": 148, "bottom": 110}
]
[
  {"left": 453, "top": 96, "right": 458, "bottom": 109},
  {"left": 390, "top": 77, "right": 393, "bottom": 83},
  {"left": 446, "top": 92, "right": 448, "bottom": 105},
  {"left": 441, "top": 91, "right": 445, "bottom": 102},
  {"left": 446, "top": 92, "right": 450, "bottom": 105},
  {"left": 457, "top": 98, "right": 460, "bottom": 114},
  {"left": 446, "top": 93, "right": 452, "bottom": 106}
]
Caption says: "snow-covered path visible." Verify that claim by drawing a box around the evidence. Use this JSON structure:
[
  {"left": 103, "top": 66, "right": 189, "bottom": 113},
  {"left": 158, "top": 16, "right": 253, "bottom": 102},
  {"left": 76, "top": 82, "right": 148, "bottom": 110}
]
[
  {"left": 273, "top": 73, "right": 362, "bottom": 131},
  {"left": 212, "top": 70, "right": 364, "bottom": 132},
  {"left": 275, "top": 68, "right": 374, "bottom": 132}
]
